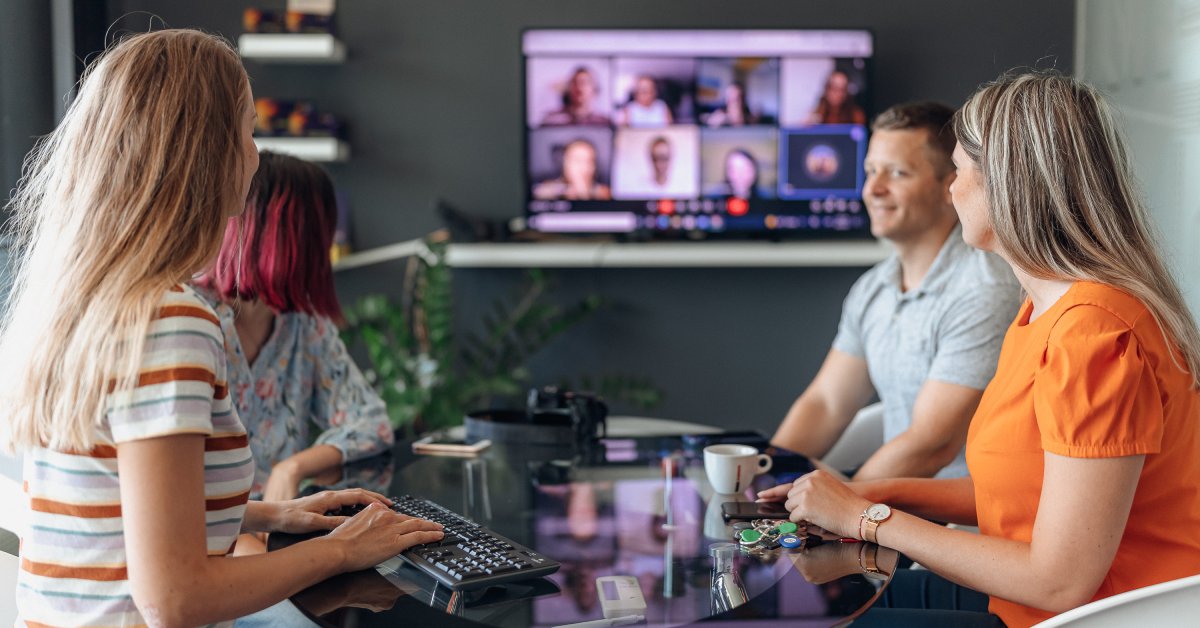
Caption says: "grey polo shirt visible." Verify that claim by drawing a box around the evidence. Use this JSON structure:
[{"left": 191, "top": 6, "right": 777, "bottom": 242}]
[{"left": 832, "top": 225, "right": 1022, "bottom": 479}]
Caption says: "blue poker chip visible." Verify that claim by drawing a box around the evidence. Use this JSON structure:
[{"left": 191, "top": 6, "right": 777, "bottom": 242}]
[{"left": 778, "top": 534, "right": 803, "bottom": 549}]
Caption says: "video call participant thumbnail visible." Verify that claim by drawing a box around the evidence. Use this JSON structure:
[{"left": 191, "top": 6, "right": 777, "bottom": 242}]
[
  {"left": 612, "top": 57, "right": 696, "bottom": 128},
  {"left": 778, "top": 126, "right": 866, "bottom": 199},
  {"left": 530, "top": 60, "right": 614, "bottom": 127},
  {"left": 808, "top": 70, "right": 867, "bottom": 125},
  {"left": 616, "top": 75, "right": 673, "bottom": 127},
  {"left": 699, "top": 127, "right": 778, "bottom": 200},
  {"left": 696, "top": 57, "right": 780, "bottom": 128},
  {"left": 611, "top": 126, "right": 700, "bottom": 200},
  {"left": 779, "top": 58, "right": 869, "bottom": 129},
  {"left": 529, "top": 127, "right": 614, "bottom": 201}
]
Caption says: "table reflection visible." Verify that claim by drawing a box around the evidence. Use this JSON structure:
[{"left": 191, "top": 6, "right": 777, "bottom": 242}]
[{"left": 272, "top": 436, "right": 896, "bottom": 627}]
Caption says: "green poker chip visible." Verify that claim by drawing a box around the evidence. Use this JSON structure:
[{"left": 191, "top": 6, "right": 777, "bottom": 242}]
[{"left": 777, "top": 522, "right": 798, "bottom": 534}]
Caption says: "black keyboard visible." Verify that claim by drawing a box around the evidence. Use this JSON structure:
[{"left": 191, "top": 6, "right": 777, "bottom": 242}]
[{"left": 378, "top": 495, "right": 560, "bottom": 591}]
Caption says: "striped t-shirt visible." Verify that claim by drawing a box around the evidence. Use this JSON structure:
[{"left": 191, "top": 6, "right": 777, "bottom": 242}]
[{"left": 16, "top": 285, "right": 256, "bottom": 627}]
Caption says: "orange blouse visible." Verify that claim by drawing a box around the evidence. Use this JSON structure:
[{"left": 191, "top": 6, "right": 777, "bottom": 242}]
[{"left": 966, "top": 282, "right": 1200, "bottom": 627}]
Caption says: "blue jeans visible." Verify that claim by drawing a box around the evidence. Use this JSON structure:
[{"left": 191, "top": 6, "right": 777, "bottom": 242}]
[
  {"left": 235, "top": 600, "right": 319, "bottom": 628},
  {"left": 854, "top": 569, "right": 1006, "bottom": 627}
]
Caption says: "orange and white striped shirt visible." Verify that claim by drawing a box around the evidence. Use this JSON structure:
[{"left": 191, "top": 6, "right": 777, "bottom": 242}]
[{"left": 16, "top": 285, "right": 255, "bottom": 627}]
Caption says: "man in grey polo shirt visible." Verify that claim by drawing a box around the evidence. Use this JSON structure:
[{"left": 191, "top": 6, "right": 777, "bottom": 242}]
[{"left": 772, "top": 102, "right": 1020, "bottom": 480}]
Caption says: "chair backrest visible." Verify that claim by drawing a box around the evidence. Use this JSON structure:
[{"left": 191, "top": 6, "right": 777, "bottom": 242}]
[
  {"left": 0, "top": 458, "right": 26, "bottom": 544},
  {"left": 1032, "top": 574, "right": 1200, "bottom": 627},
  {"left": 821, "top": 402, "right": 884, "bottom": 471},
  {"left": 0, "top": 550, "right": 18, "bottom": 626}
]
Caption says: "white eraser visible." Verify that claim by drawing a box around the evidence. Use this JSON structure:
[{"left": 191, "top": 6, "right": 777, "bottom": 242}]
[{"left": 595, "top": 575, "right": 647, "bottom": 619}]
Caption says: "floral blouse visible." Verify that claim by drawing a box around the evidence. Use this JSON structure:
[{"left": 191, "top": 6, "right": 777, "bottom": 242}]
[{"left": 205, "top": 297, "right": 394, "bottom": 499}]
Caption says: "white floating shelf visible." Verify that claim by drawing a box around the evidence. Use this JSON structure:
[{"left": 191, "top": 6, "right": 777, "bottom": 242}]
[
  {"left": 253, "top": 137, "right": 349, "bottom": 162},
  {"left": 238, "top": 33, "right": 346, "bottom": 63},
  {"left": 333, "top": 239, "right": 892, "bottom": 271}
]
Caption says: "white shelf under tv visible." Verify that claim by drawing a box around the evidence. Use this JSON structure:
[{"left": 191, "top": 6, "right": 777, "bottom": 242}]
[
  {"left": 238, "top": 33, "right": 346, "bottom": 63},
  {"left": 332, "top": 239, "right": 892, "bottom": 271},
  {"left": 253, "top": 137, "right": 349, "bottom": 163}
]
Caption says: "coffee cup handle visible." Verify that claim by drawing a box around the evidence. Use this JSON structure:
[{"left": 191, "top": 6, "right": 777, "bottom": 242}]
[{"left": 756, "top": 454, "right": 773, "bottom": 475}]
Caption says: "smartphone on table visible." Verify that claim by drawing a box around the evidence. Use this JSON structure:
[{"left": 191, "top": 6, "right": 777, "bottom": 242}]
[
  {"left": 411, "top": 433, "right": 492, "bottom": 456},
  {"left": 721, "top": 500, "right": 791, "bottom": 521}
]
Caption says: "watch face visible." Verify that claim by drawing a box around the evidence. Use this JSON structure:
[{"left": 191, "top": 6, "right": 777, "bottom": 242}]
[{"left": 866, "top": 504, "right": 891, "bottom": 520}]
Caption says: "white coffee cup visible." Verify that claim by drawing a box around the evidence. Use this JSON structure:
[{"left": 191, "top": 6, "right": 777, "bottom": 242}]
[{"left": 703, "top": 444, "right": 773, "bottom": 494}]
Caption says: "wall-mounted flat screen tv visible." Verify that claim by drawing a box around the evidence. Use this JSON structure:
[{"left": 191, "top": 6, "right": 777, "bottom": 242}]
[{"left": 523, "top": 29, "right": 873, "bottom": 238}]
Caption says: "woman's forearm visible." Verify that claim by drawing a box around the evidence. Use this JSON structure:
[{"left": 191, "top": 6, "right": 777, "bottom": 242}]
[
  {"left": 118, "top": 435, "right": 349, "bottom": 625},
  {"left": 866, "top": 455, "right": 1142, "bottom": 614},
  {"left": 167, "top": 537, "right": 347, "bottom": 625},
  {"left": 262, "top": 445, "right": 346, "bottom": 502},
  {"left": 242, "top": 501, "right": 276, "bottom": 533},
  {"left": 281, "top": 444, "right": 344, "bottom": 479},
  {"left": 873, "top": 512, "right": 1089, "bottom": 613},
  {"left": 853, "top": 476, "right": 978, "bottom": 525}
]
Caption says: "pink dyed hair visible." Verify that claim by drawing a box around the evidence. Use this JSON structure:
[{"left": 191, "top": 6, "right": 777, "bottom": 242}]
[{"left": 204, "top": 151, "right": 342, "bottom": 320}]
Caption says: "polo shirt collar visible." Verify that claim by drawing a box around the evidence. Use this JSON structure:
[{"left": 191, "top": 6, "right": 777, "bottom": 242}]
[{"left": 885, "top": 224, "right": 968, "bottom": 299}]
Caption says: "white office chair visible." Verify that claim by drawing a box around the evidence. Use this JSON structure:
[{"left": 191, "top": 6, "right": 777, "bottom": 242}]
[
  {"left": 821, "top": 402, "right": 884, "bottom": 471},
  {"left": 0, "top": 453, "right": 24, "bottom": 625},
  {"left": 0, "top": 455, "right": 26, "bottom": 555},
  {"left": 0, "top": 550, "right": 16, "bottom": 626},
  {"left": 1031, "top": 574, "right": 1200, "bottom": 627}
]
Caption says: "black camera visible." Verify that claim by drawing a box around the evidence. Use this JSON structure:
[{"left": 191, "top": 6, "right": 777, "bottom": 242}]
[{"left": 526, "top": 386, "right": 608, "bottom": 446}]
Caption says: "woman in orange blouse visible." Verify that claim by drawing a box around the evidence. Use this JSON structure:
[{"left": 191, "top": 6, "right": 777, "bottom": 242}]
[{"left": 760, "top": 71, "right": 1200, "bottom": 627}]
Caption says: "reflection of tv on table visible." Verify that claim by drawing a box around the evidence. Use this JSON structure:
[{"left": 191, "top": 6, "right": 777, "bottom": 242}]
[{"left": 524, "top": 29, "right": 873, "bottom": 238}]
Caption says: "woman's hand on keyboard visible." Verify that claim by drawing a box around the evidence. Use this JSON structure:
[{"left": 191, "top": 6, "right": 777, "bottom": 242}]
[
  {"left": 323, "top": 502, "right": 445, "bottom": 572},
  {"left": 265, "top": 488, "right": 392, "bottom": 534}
]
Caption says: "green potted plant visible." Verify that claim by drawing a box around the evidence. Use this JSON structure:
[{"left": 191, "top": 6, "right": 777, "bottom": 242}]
[{"left": 341, "top": 233, "right": 660, "bottom": 437}]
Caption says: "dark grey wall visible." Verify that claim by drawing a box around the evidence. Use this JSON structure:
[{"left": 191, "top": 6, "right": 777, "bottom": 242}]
[
  {"left": 1, "top": 1, "right": 56, "bottom": 207},
  {"left": 85, "top": 1, "right": 1074, "bottom": 433}
]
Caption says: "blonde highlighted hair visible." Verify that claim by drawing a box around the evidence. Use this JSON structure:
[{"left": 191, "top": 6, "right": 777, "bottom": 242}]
[
  {"left": 0, "top": 29, "right": 249, "bottom": 452},
  {"left": 954, "top": 70, "right": 1200, "bottom": 386}
]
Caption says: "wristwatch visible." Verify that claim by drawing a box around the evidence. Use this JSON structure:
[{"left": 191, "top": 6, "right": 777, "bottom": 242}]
[
  {"left": 858, "top": 543, "right": 887, "bottom": 580},
  {"left": 859, "top": 503, "right": 892, "bottom": 544}
]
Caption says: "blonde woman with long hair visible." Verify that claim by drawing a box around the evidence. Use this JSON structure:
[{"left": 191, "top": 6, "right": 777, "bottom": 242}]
[
  {"left": 0, "top": 29, "right": 442, "bottom": 626},
  {"left": 759, "top": 71, "right": 1200, "bottom": 627}
]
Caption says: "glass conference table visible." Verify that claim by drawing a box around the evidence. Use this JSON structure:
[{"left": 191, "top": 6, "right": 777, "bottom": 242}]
[{"left": 270, "top": 426, "right": 897, "bottom": 627}]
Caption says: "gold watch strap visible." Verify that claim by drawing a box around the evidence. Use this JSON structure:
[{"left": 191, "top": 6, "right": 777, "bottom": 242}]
[
  {"left": 861, "top": 517, "right": 880, "bottom": 544},
  {"left": 858, "top": 542, "right": 880, "bottom": 573}
]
